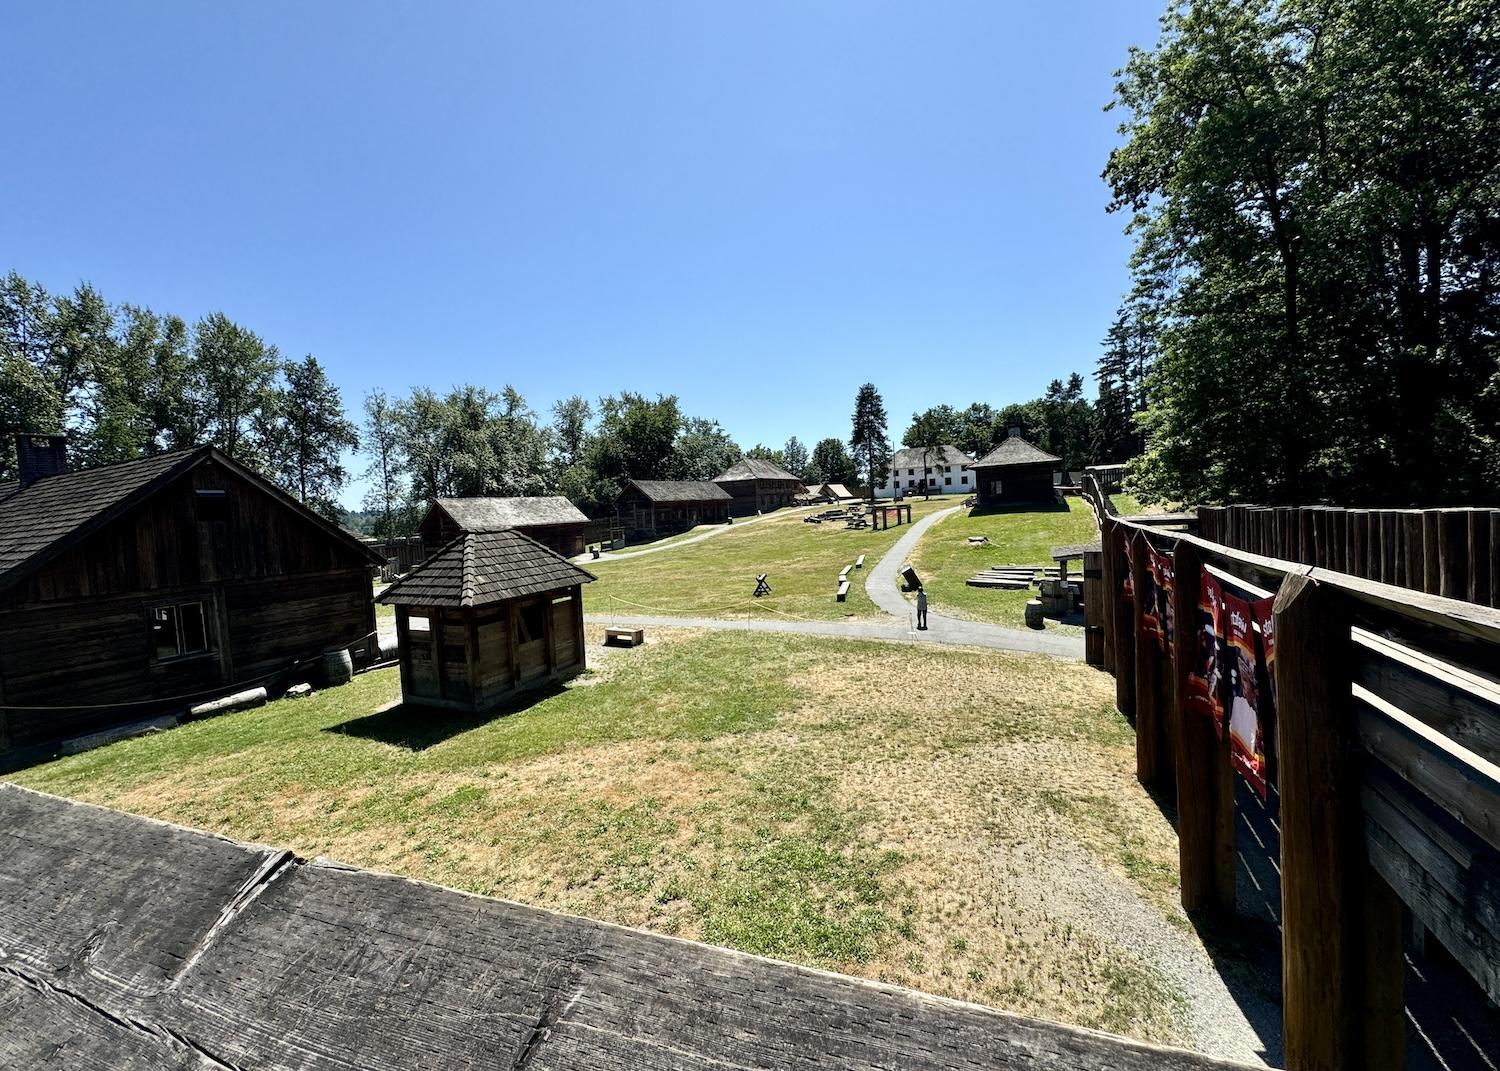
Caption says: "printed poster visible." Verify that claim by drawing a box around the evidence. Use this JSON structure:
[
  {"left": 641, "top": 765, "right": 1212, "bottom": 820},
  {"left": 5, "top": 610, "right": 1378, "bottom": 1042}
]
[
  {"left": 1149, "top": 542, "right": 1175, "bottom": 655},
  {"left": 1224, "top": 591, "right": 1268, "bottom": 800},
  {"left": 1121, "top": 530, "right": 1134, "bottom": 602},
  {"left": 1185, "top": 572, "right": 1223, "bottom": 728},
  {"left": 1137, "top": 541, "right": 1160, "bottom": 646}
]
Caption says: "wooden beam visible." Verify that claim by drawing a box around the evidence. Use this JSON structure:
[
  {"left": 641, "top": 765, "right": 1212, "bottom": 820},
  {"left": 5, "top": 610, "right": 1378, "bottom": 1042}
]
[
  {"left": 1100, "top": 520, "right": 1119, "bottom": 676},
  {"left": 1130, "top": 530, "right": 1165, "bottom": 787},
  {"left": 1275, "top": 574, "right": 1403, "bottom": 1071},
  {"left": 1109, "top": 521, "right": 1135, "bottom": 716}
]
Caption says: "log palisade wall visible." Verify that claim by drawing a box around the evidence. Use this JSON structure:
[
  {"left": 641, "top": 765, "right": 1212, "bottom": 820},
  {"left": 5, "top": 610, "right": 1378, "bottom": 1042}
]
[
  {"left": 1197, "top": 504, "right": 1500, "bottom": 607},
  {"left": 1085, "top": 476, "right": 1500, "bottom": 1071},
  {"left": 0, "top": 457, "right": 376, "bottom": 753}
]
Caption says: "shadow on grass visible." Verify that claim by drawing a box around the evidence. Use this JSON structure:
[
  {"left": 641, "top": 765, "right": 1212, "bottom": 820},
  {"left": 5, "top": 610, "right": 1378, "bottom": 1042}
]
[{"left": 326, "top": 684, "right": 567, "bottom": 751}]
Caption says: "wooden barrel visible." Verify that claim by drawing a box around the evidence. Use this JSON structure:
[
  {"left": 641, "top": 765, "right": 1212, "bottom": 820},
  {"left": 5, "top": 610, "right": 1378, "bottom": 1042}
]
[
  {"left": 319, "top": 648, "right": 354, "bottom": 687},
  {"left": 1024, "top": 599, "right": 1044, "bottom": 629}
]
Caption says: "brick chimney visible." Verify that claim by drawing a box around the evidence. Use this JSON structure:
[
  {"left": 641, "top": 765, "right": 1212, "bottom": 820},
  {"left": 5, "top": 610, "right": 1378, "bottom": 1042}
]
[{"left": 17, "top": 433, "right": 67, "bottom": 488}]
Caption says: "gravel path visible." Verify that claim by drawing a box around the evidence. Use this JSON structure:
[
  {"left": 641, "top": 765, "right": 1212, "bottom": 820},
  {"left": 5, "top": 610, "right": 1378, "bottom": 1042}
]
[{"left": 865, "top": 505, "right": 1084, "bottom": 659}]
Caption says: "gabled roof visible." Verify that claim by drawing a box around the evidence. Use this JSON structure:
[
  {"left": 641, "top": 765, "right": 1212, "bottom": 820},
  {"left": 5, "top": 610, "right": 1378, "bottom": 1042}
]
[
  {"left": 889, "top": 445, "right": 972, "bottom": 471},
  {"left": 714, "top": 457, "right": 802, "bottom": 483},
  {"left": 430, "top": 495, "right": 588, "bottom": 532},
  {"left": 970, "top": 435, "right": 1062, "bottom": 469},
  {"left": 0, "top": 446, "right": 383, "bottom": 593},
  {"left": 804, "top": 484, "right": 822, "bottom": 496},
  {"left": 823, "top": 483, "right": 854, "bottom": 499},
  {"left": 378, "top": 529, "right": 595, "bottom": 608},
  {"left": 622, "top": 479, "right": 732, "bottom": 503}
]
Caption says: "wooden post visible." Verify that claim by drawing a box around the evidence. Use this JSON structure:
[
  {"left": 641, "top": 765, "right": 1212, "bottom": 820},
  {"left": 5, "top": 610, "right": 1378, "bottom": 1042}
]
[
  {"left": 1381, "top": 510, "right": 1401, "bottom": 586},
  {"left": 1300, "top": 509, "right": 1317, "bottom": 567},
  {"left": 1422, "top": 510, "right": 1442, "bottom": 594},
  {"left": 1109, "top": 522, "right": 1135, "bottom": 717},
  {"left": 1172, "top": 541, "right": 1219, "bottom": 911},
  {"left": 1275, "top": 575, "right": 1404, "bottom": 1071},
  {"left": 464, "top": 608, "right": 480, "bottom": 704},
  {"left": 1327, "top": 508, "right": 1348, "bottom": 574},
  {"left": 1467, "top": 509, "right": 1491, "bottom": 607},
  {"left": 1083, "top": 549, "right": 1105, "bottom": 668},
  {"left": 1100, "top": 522, "right": 1118, "bottom": 676},
  {"left": 1349, "top": 510, "right": 1370, "bottom": 579},
  {"left": 1492, "top": 512, "right": 1500, "bottom": 609},
  {"left": 1438, "top": 508, "right": 1469, "bottom": 602},
  {"left": 1400, "top": 511, "right": 1424, "bottom": 593},
  {"left": 1130, "top": 530, "right": 1164, "bottom": 786}
]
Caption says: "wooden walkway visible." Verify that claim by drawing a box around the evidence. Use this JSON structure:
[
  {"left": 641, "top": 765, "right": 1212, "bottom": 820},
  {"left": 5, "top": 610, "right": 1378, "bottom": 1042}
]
[{"left": 0, "top": 785, "right": 1253, "bottom": 1070}]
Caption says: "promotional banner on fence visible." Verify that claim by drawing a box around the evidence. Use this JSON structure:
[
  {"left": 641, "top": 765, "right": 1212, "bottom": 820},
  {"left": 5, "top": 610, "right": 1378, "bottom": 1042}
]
[
  {"left": 1148, "top": 542, "right": 1174, "bottom": 655},
  {"left": 1121, "top": 530, "right": 1134, "bottom": 601},
  {"left": 1137, "top": 542, "right": 1161, "bottom": 646},
  {"left": 1185, "top": 572, "right": 1225, "bottom": 732},
  {"left": 1225, "top": 591, "right": 1269, "bottom": 800}
]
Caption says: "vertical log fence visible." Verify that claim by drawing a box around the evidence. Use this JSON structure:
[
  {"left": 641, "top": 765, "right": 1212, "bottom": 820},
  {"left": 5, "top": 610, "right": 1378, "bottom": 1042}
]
[{"left": 1082, "top": 477, "right": 1500, "bottom": 1071}]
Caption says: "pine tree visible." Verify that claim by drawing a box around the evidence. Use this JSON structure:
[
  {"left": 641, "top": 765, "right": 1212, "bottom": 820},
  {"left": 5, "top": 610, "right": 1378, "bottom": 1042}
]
[
  {"left": 263, "top": 355, "right": 359, "bottom": 520},
  {"left": 849, "top": 383, "right": 890, "bottom": 503}
]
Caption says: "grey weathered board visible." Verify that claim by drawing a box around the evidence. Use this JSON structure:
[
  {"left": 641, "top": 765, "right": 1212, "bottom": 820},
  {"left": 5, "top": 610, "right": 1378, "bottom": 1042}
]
[{"left": 0, "top": 785, "right": 1252, "bottom": 1071}]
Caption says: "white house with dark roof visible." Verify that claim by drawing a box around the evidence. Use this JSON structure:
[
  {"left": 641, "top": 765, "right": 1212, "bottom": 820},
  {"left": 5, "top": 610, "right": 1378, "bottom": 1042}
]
[{"left": 875, "top": 445, "right": 974, "bottom": 498}]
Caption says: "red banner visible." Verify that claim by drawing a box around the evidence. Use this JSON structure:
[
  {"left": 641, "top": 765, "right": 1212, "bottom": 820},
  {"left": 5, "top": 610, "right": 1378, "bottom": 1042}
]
[
  {"left": 1148, "top": 542, "right": 1174, "bottom": 655},
  {"left": 1185, "top": 572, "right": 1224, "bottom": 732},
  {"left": 1225, "top": 591, "right": 1268, "bottom": 800}
]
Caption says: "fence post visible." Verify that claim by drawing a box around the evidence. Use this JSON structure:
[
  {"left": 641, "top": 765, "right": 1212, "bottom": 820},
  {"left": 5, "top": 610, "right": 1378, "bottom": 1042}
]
[
  {"left": 1130, "top": 530, "right": 1165, "bottom": 786},
  {"left": 1109, "top": 522, "right": 1135, "bottom": 717},
  {"left": 1438, "top": 508, "right": 1469, "bottom": 601},
  {"left": 1101, "top": 519, "right": 1118, "bottom": 675},
  {"left": 1172, "top": 540, "right": 1219, "bottom": 911},
  {"left": 1275, "top": 573, "right": 1404, "bottom": 1071},
  {"left": 1468, "top": 509, "right": 1491, "bottom": 607}
]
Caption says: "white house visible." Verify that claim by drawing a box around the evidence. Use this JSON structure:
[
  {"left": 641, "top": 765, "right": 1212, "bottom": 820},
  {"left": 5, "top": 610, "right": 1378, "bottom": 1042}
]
[{"left": 876, "top": 445, "right": 974, "bottom": 498}]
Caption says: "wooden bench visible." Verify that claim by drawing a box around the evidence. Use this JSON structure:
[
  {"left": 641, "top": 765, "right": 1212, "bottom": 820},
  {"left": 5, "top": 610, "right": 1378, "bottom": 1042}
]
[
  {"left": 836, "top": 580, "right": 850, "bottom": 602},
  {"left": 604, "top": 627, "right": 644, "bottom": 648},
  {"left": 838, "top": 565, "right": 852, "bottom": 581},
  {"left": 854, "top": 554, "right": 865, "bottom": 569}
]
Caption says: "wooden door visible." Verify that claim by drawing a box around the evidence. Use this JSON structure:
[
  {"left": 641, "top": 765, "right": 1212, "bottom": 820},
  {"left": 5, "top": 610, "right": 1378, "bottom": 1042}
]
[{"left": 513, "top": 598, "right": 549, "bottom": 683}]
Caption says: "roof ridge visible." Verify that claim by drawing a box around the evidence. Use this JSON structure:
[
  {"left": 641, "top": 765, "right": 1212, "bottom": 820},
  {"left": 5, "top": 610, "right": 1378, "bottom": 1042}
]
[{"left": 461, "top": 533, "right": 478, "bottom": 608}]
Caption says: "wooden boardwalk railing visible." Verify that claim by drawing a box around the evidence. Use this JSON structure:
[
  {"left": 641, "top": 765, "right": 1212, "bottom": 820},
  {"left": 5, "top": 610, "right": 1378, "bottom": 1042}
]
[{"left": 1082, "top": 475, "right": 1500, "bottom": 1071}]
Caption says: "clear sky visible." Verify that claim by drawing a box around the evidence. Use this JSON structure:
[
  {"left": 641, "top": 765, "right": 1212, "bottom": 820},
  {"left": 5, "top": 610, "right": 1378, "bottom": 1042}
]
[{"left": 1, "top": 2, "right": 1163, "bottom": 506}]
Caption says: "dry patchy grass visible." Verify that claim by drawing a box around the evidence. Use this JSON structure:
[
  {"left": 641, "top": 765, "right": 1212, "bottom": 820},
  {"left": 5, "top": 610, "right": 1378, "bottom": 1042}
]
[{"left": 11, "top": 627, "right": 1189, "bottom": 1045}]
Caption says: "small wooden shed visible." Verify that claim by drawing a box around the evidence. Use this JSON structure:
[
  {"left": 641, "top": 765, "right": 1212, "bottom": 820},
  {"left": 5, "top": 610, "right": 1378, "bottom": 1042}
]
[
  {"left": 377, "top": 529, "right": 596, "bottom": 712},
  {"left": 969, "top": 430, "right": 1063, "bottom": 507},
  {"left": 714, "top": 457, "right": 805, "bottom": 515}
]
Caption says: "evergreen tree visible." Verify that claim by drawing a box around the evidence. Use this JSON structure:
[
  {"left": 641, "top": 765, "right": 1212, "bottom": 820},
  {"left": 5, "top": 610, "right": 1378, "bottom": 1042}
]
[
  {"left": 361, "top": 388, "right": 406, "bottom": 537},
  {"left": 262, "top": 355, "right": 359, "bottom": 520},
  {"left": 190, "top": 312, "right": 278, "bottom": 464},
  {"left": 781, "top": 435, "right": 809, "bottom": 477},
  {"left": 849, "top": 383, "right": 890, "bottom": 503},
  {"left": 808, "top": 437, "right": 858, "bottom": 485}
]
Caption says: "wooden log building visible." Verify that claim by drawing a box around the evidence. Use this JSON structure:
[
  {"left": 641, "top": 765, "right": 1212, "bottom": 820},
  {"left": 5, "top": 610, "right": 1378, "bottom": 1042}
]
[
  {"left": 417, "top": 495, "right": 590, "bottom": 558},
  {"left": 713, "top": 457, "right": 804, "bottom": 514},
  {"left": 378, "top": 528, "right": 596, "bottom": 712},
  {"left": 615, "top": 479, "right": 732, "bottom": 536},
  {"left": 0, "top": 436, "right": 383, "bottom": 761},
  {"left": 969, "top": 430, "right": 1063, "bottom": 507}
]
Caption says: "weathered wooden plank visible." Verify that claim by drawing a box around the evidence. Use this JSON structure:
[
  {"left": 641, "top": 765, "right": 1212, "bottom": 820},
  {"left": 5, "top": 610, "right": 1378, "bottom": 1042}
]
[
  {"left": 1131, "top": 530, "right": 1165, "bottom": 786},
  {"left": 1352, "top": 629, "right": 1500, "bottom": 766},
  {"left": 1355, "top": 685, "right": 1500, "bottom": 853},
  {"left": 1362, "top": 762, "right": 1500, "bottom": 1004},
  {"left": 0, "top": 785, "right": 1254, "bottom": 1071}
]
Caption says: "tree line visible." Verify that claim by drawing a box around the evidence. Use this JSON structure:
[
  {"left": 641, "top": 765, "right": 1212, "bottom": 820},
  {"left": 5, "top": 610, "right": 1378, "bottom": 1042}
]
[
  {"left": 1105, "top": 0, "right": 1500, "bottom": 506},
  {"left": 1, "top": 271, "right": 356, "bottom": 517}
]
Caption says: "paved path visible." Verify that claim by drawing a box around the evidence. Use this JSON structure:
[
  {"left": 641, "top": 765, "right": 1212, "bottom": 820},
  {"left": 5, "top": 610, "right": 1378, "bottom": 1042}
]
[
  {"left": 578, "top": 504, "right": 819, "bottom": 563},
  {"left": 583, "top": 611, "right": 1080, "bottom": 659},
  {"left": 865, "top": 505, "right": 1085, "bottom": 659},
  {"left": 584, "top": 505, "right": 1083, "bottom": 660}
]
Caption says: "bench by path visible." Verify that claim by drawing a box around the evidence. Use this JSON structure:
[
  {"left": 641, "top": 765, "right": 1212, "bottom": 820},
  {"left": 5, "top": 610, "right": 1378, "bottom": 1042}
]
[{"left": 0, "top": 784, "right": 1253, "bottom": 1071}]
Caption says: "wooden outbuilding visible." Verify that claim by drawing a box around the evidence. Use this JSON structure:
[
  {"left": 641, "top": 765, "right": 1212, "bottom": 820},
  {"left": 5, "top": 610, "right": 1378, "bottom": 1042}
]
[
  {"left": 714, "top": 457, "right": 804, "bottom": 514},
  {"left": 378, "top": 529, "right": 596, "bottom": 712},
  {"left": 969, "top": 430, "right": 1063, "bottom": 507},
  {"left": 616, "top": 479, "right": 732, "bottom": 536},
  {"left": 0, "top": 436, "right": 384, "bottom": 761},
  {"left": 417, "top": 496, "right": 590, "bottom": 558}
]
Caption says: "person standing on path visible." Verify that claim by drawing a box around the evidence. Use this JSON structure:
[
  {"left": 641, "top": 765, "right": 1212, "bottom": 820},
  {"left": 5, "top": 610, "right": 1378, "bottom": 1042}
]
[{"left": 916, "top": 588, "right": 928, "bottom": 630}]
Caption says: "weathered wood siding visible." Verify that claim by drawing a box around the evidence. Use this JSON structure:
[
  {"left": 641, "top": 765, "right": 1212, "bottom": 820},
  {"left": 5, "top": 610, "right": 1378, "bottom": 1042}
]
[
  {"left": 973, "top": 463, "right": 1058, "bottom": 508},
  {"left": 0, "top": 458, "right": 375, "bottom": 750}
]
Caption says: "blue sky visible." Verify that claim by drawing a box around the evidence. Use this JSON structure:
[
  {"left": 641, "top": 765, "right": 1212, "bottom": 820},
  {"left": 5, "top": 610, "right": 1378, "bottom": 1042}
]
[{"left": 1, "top": 2, "right": 1162, "bottom": 505}]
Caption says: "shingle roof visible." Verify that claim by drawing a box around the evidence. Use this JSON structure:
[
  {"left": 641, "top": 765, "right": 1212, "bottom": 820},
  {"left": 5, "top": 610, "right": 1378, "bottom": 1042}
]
[
  {"left": 0, "top": 445, "right": 384, "bottom": 592},
  {"left": 378, "top": 529, "right": 596, "bottom": 608},
  {"left": 432, "top": 495, "right": 588, "bottom": 531},
  {"left": 624, "top": 479, "right": 733, "bottom": 503},
  {"left": 0, "top": 449, "right": 201, "bottom": 587},
  {"left": 715, "top": 457, "right": 802, "bottom": 483},
  {"left": 888, "top": 445, "right": 972, "bottom": 471},
  {"left": 970, "top": 436, "right": 1062, "bottom": 469}
]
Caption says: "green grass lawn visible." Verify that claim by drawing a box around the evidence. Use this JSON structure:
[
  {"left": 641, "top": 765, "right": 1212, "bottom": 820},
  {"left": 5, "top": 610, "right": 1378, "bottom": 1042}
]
[
  {"left": 906, "top": 495, "right": 1141, "bottom": 632},
  {"left": 9, "top": 626, "right": 1188, "bottom": 1046},
  {"left": 582, "top": 498, "right": 953, "bottom": 621}
]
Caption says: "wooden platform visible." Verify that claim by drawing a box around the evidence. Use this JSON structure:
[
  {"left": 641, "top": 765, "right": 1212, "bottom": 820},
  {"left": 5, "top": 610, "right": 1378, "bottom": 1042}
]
[{"left": 0, "top": 785, "right": 1250, "bottom": 1070}]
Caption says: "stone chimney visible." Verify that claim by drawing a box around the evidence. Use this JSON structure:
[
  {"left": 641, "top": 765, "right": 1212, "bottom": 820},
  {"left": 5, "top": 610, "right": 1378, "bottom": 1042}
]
[
  {"left": 1007, "top": 426, "right": 1022, "bottom": 439},
  {"left": 17, "top": 433, "right": 67, "bottom": 488}
]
